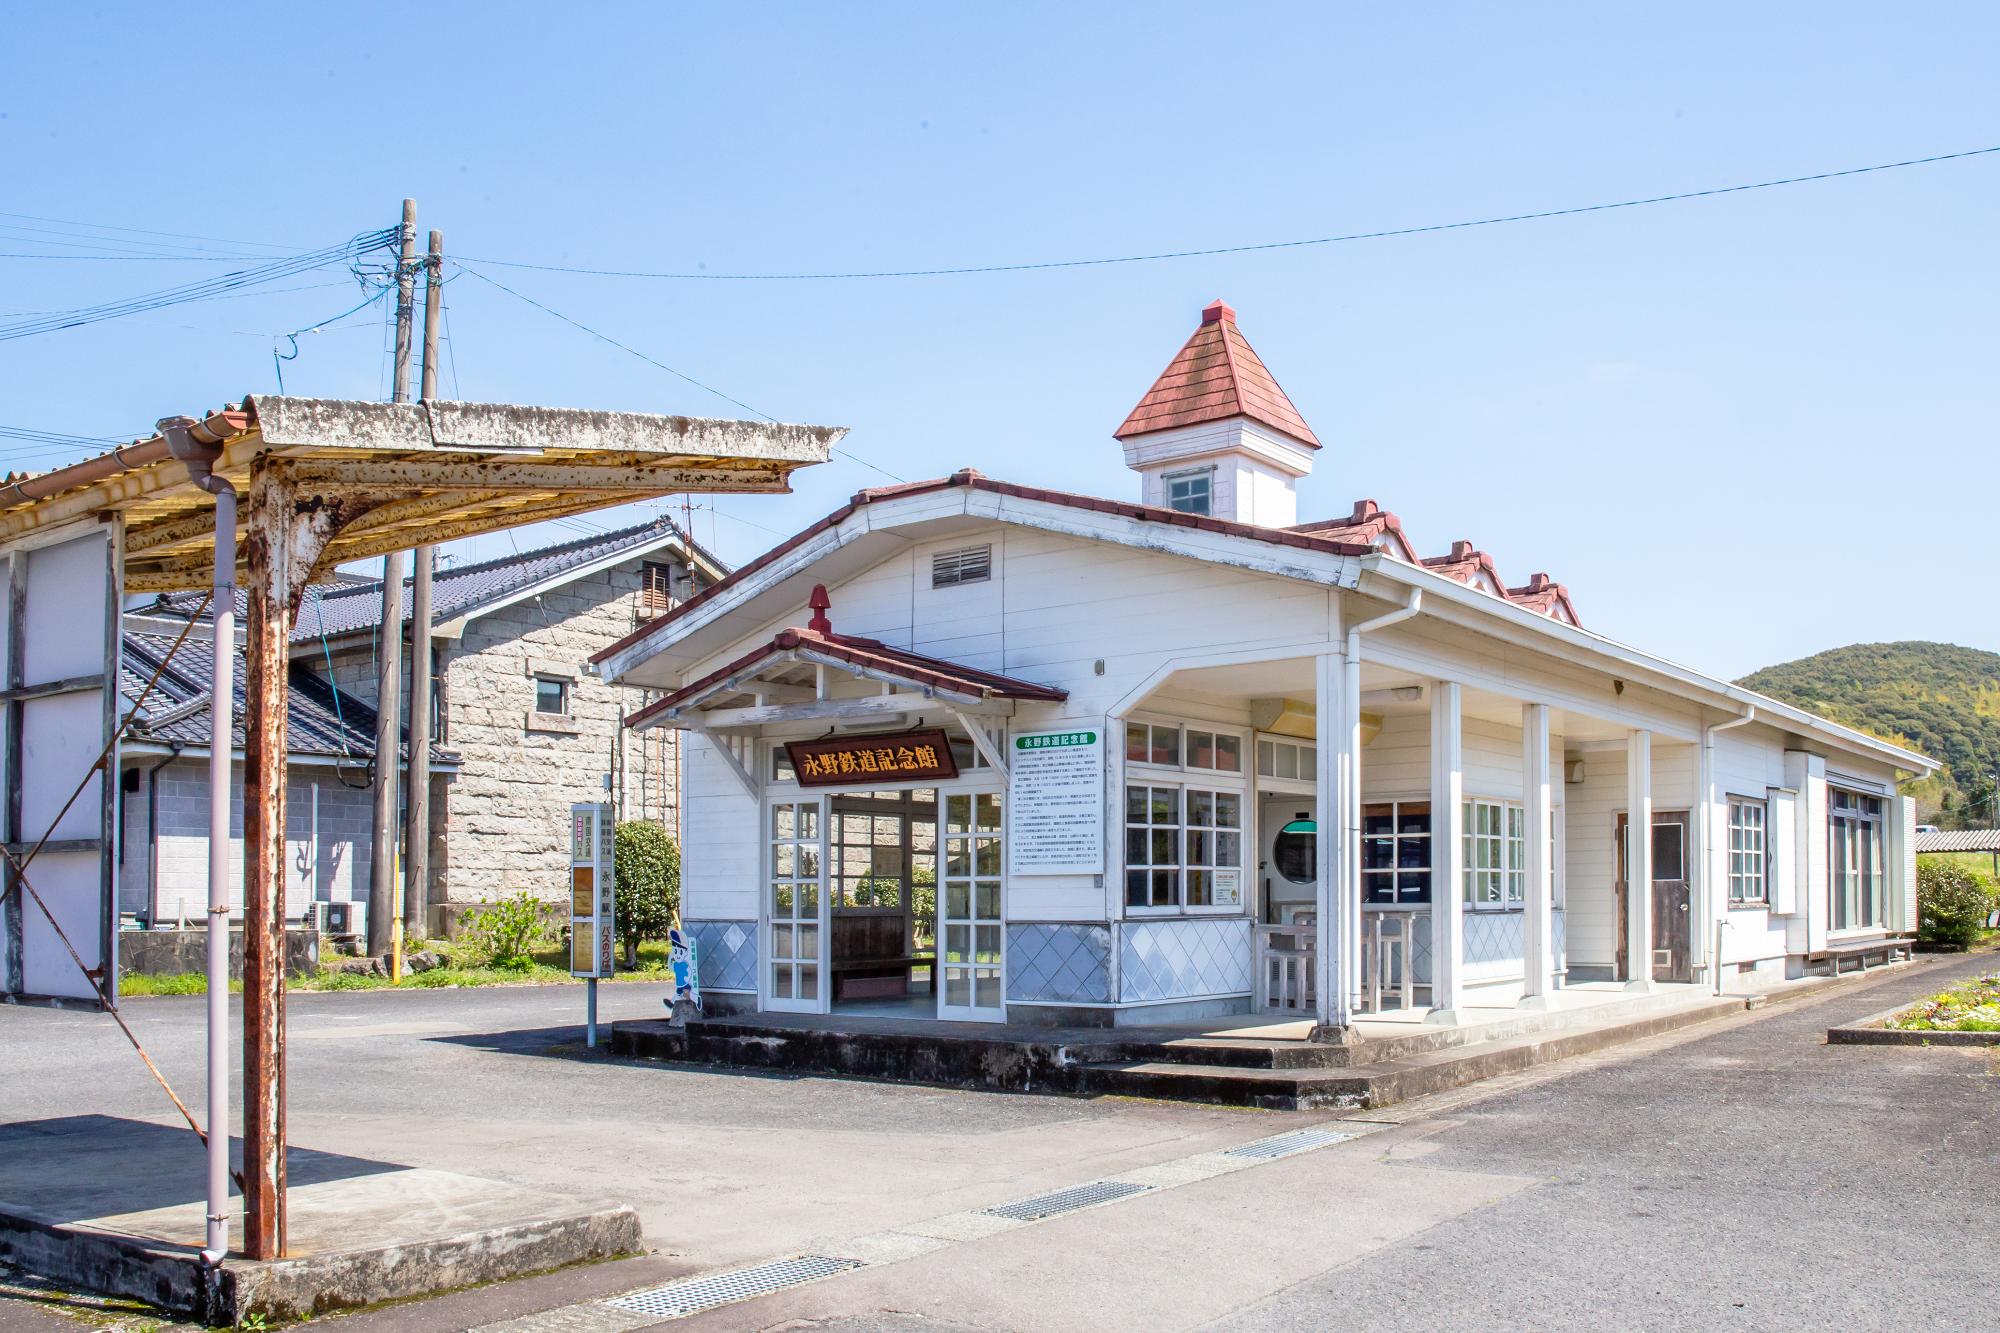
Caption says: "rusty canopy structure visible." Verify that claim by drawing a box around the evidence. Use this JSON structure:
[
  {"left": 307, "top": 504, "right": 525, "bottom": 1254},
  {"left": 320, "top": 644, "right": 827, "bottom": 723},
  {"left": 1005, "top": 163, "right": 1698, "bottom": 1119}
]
[{"left": 0, "top": 394, "right": 841, "bottom": 1260}]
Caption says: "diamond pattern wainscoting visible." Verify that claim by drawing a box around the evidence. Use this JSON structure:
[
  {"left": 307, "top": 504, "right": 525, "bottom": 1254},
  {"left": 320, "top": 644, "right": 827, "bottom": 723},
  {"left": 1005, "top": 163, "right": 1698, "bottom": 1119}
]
[
  {"left": 684, "top": 919, "right": 757, "bottom": 993},
  {"left": 1408, "top": 909, "right": 1565, "bottom": 987},
  {"left": 1007, "top": 924, "right": 1112, "bottom": 1005},
  {"left": 1119, "top": 917, "right": 1252, "bottom": 1003}
]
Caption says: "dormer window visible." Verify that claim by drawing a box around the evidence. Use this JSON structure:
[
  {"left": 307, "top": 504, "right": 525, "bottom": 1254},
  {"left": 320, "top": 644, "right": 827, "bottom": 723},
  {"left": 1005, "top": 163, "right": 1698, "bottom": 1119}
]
[{"left": 1164, "top": 467, "right": 1213, "bottom": 516}]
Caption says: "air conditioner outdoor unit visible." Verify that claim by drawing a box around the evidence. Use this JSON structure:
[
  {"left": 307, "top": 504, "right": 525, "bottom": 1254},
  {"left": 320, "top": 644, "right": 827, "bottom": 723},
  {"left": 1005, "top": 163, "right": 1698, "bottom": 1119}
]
[{"left": 317, "top": 900, "right": 364, "bottom": 938}]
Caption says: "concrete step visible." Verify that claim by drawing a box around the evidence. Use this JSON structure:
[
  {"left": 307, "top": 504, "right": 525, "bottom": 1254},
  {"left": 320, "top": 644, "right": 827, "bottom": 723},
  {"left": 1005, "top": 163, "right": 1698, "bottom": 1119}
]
[{"left": 1081, "top": 996, "right": 1739, "bottom": 1111}]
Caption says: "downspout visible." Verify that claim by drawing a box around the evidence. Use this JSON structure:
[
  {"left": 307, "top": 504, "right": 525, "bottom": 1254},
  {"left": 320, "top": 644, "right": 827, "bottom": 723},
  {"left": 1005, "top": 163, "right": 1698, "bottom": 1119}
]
[
  {"left": 158, "top": 416, "right": 236, "bottom": 1268},
  {"left": 1702, "top": 706, "right": 1756, "bottom": 995},
  {"left": 1339, "top": 587, "right": 1422, "bottom": 1013}
]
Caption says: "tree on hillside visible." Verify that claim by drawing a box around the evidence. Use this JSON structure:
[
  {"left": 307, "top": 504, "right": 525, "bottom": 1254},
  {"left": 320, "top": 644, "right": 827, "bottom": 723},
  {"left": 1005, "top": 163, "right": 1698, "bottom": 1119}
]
[{"left": 1739, "top": 641, "right": 2000, "bottom": 828}]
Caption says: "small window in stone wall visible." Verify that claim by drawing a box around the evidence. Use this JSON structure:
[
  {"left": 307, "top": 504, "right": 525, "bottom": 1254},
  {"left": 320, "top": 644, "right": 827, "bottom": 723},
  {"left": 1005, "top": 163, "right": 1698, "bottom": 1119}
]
[{"left": 534, "top": 677, "right": 570, "bottom": 716}]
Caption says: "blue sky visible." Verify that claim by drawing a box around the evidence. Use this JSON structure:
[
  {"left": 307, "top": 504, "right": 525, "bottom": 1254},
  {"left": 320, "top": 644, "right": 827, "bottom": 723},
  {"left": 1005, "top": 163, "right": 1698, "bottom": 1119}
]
[{"left": 5, "top": 3, "right": 1995, "bottom": 679}]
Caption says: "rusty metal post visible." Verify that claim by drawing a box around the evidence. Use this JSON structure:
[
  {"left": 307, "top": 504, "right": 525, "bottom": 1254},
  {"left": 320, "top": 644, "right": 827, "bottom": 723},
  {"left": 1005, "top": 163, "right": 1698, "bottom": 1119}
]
[{"left": 241, "top": 458, "right": 295, "bottom": 1261}]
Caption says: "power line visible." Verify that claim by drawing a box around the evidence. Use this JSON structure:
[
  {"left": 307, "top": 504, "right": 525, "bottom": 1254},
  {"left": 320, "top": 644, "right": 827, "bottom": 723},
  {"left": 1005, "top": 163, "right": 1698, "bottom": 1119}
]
[
  {"left": 459, "top": 144, "right": 2000, "bottom": 282},
  {"left": 453, "top": 262, "right": 908, "bottom": 482},
  {"left": 0, "top": 228, "right": 398, "bottom": 342},
  {"left": 0, "top": 209, "right": 302, "bottom": 252}
]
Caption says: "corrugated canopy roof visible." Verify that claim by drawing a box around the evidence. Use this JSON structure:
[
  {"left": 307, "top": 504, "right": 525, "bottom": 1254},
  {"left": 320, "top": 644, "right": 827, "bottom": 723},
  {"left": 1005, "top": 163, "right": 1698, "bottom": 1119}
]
[{"left": 1916, "top": 829, "right": 2000, "bottom": 854}]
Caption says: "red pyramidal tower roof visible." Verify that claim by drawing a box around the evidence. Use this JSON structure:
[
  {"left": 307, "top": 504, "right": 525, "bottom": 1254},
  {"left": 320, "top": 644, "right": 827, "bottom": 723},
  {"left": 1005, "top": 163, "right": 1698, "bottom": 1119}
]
[{"left": 1114, "top": 301, "right": 1320, "bottom": 448}]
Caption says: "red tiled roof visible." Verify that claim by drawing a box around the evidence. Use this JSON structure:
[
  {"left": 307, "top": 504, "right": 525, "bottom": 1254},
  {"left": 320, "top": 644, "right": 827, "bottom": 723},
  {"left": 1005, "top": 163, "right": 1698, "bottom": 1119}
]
[
  {"left": 1504, "top": 572, "right": 1581, "bottom": 626},
  {"left": 1290, "top": 499, "right": 1417, "bottom": 562},
  {"left": 590, "top": 468, "right": 1373, "bottom": 666},
  {"left": 1114, "top": 301, "right": 1320, "bottom": 448},
  {"left": 1422, "top": 539, "right": 1506, "bottom": 592},
  {"left": 627, "top": 624, "right": 1068, "bottom": 730}
]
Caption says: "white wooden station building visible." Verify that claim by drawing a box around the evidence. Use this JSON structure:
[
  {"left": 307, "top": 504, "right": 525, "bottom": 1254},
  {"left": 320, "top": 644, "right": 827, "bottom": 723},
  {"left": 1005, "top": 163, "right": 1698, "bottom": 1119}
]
[{"left": 595, "top": 302, "right": 1936, "bottom": 1035}]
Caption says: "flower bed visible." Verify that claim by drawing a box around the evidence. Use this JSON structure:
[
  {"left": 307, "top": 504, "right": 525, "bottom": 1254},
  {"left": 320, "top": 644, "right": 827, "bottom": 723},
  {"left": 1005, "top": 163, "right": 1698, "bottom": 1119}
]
[{"left": 1886, "top": 973, "right": 2000, "bottom": 1033}]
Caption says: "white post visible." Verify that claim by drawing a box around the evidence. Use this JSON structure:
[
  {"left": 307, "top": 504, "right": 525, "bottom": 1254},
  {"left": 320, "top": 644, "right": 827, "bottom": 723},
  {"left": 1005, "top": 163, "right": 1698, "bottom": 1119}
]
[
  {"left": 1626, "top": 729, "right": 1654, "bottom": 992},
  {"left": 1309, "top": 649, "right": 1354, "bottom": 1039},
  {"left": 1428, "top": 682, "right": 1464, "bottom": 1024},
  {"left": 1520, "top": 703, "right": 1553, "bottom": 1007},
  {"left": 204, "top": 485, "right": 235, "bottom": 1262}
]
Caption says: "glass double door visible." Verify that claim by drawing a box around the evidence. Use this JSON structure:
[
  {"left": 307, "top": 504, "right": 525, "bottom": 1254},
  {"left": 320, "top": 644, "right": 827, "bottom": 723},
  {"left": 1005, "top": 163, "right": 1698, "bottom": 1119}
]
[{"left": 767, "top": 787, "right": 1003, "bottom": 1020}]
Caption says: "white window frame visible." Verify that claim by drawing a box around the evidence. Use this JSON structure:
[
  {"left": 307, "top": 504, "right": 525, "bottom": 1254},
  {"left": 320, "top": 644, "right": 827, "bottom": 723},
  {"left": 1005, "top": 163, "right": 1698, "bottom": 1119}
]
[
  {"left": 1462, "top": 796, "right": 1526, "bottom": 910},
  {"left": 1163, "top": 466, "right": 1214, "bottom": 516},
  {"left": 1829, "top": 787, "right": 1885, "bottom": 931},
  {"left": 1122, "top": 714, "right": 1250, "bottom": 917},
  {"left": 1255, "top": 733, "right": 1319, "bottom": 788},
  {"left": 1361, "top": 799, "right": 1432, "bottom": 907},
  {"left": 1726, "top": 795, "right": 1768, "bottom": 906}
]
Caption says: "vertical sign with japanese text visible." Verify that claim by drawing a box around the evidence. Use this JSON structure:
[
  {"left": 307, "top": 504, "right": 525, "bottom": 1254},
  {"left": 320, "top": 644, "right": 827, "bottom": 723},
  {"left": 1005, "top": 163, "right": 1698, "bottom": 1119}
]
[
  {"left": 1008, "top": 728, "right": 1104, "bottom": 875},
  {"left": 569, "top": 802, "right": 616, "bottom": 978}
]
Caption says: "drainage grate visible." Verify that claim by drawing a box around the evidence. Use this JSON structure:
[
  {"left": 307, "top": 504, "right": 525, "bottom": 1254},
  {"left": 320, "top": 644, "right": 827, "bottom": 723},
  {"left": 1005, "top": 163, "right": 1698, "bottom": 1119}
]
[
  {"left": 1223, "top": 1127, "right": 1354, "bottom": 1161},
  {"left": 604, "top": 1255, "right": 862, "bottom": 1320},
  {"left": 981, "top": 1179, "right": 1154, "bottom": 1221}
]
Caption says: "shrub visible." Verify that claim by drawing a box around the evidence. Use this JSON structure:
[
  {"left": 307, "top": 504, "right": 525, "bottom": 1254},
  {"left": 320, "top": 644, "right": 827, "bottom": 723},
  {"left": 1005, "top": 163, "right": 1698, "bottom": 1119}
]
[
  {"left": 461, "top": 891, "right": 555, "bottom": 970},
  {"left": 614, "top": 821, "right": 680, "bottom": 967},
  {"left": 1916, "top": 860, "right": 1999, "bottom": 947}
]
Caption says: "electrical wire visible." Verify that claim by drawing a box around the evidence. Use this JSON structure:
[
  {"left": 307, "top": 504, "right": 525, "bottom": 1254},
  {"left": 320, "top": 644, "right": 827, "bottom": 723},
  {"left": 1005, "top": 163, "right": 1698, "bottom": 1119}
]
[
  {"left": 0, "top": 208, "right": 303, "bottom": 251},
  {"left": 0, "top": 227, "right": 398, "bottom": 342},
  {"left": 454, "top": 262, "right": 907, "bottom": 482},
  {"left": 458, "top": 144, "right": 2000, "bottom": 282}
]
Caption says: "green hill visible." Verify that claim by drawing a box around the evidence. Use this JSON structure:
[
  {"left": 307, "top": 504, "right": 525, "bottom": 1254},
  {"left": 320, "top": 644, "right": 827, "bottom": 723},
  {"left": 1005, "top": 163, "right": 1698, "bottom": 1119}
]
[{"left": 1738, "top": 641, "right": 2000, "bottom": 827}]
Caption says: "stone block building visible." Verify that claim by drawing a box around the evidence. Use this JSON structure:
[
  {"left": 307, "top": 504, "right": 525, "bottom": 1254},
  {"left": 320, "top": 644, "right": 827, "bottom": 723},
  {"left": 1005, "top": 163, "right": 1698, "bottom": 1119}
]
[{"left": 119, "top": 516, "right": 719, "bottom": 938}]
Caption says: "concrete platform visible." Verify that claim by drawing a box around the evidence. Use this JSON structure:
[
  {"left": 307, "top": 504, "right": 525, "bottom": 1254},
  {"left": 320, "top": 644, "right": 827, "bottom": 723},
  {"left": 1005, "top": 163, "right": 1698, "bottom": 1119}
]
[
  {"left": 612, "top": 984, "right": 1748, "bottom": 1110},
  {"left": 0, "top": 1116, "right": 640, "bottom": 1325}
]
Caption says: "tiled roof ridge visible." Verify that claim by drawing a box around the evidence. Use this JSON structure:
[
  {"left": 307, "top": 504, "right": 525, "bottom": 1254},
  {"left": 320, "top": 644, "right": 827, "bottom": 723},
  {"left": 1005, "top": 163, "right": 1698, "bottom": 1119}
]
[{"left": 311, "top": 512, "right": 680, "bottom": 606}]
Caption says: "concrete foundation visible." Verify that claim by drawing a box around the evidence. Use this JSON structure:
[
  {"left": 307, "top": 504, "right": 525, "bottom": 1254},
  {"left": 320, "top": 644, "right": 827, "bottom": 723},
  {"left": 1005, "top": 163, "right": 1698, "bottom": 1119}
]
[
  {"left": 0, "top": 1116, "right": 640, "bottom": 1325},
  {"left": 117, "top": 928, "right": 320, "bottom": 982}
]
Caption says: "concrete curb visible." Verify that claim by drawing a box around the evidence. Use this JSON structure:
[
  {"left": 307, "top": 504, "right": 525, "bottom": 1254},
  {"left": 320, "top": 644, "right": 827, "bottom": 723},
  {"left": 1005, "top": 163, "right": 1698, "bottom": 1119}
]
[
  {"left": 1826, "top": 1004, "right": 2000, "bottom": 1046},
  {"left": 0, "top": 1202, "right": 642, "bottom": 1326}
]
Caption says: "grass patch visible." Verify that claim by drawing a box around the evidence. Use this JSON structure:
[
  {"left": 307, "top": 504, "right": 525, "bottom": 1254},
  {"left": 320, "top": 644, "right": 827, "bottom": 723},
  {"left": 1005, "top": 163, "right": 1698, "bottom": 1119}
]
[
  {"left": 295, "top": 939, "right": 678, "bottom": 992},
  {"left": 1887, "top": 973, "right": 2000, "bottom": 1032},
  {"left": 118, "top": 971, "right": 242, "bottom": 996}
]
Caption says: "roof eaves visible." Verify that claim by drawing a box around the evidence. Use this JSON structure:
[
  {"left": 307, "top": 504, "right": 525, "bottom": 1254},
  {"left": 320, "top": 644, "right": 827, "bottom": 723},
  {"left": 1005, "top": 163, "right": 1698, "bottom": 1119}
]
[{"left": 1356, "top": 553, "right": 1938, "bottom": 774}]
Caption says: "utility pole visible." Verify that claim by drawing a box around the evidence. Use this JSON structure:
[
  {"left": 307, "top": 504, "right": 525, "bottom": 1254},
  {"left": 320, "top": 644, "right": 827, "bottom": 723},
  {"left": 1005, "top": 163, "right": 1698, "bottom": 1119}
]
[
  {"left": 405, "top": 229, "right": 442, "bottom": 942},
  {"left": 368, "top": 199, "right": 417, "bottom": 958}
]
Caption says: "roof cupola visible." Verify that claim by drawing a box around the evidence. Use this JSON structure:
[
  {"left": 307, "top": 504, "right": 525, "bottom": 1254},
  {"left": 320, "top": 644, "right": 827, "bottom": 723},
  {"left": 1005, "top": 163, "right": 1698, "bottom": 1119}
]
[{"left": 1114, "top": 301, "right": 1318, "bottom": 527}]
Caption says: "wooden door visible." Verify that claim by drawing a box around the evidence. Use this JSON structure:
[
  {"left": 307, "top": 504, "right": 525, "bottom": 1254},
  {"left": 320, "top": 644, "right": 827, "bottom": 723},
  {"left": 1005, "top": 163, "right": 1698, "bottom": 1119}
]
[{"left": 1614, "top": 811, "right": 1691, "bottom": 983}]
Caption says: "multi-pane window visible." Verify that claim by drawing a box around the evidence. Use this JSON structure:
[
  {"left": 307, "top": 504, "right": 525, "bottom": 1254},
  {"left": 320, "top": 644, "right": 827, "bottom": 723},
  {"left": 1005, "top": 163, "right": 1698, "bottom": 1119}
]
[
  {"left": 1727, "top": 798, "right": 1768, "bottom": 904},
  {"left": 1257, "top": 735, "right": 1318, "bottom": 783},
  {"left": 1125, "top": 784, "right": 1181, "bottom": 909},
  {"left": 1183, "top": 789, "right": 1243, "bottom": 907},
  {"left": 1164, "top": 468, "right": 1212, "bottom": 515},
  {"left": 1462, "top": 799, "right": 1525, "bottom": 909},
  {"left": 1124, "top": 784, "right": 1242, "bottom": 910},
  {"left": 1830, "top": 789, "right": 1884, "bottom": 930},
  {"left": 1362, "top": 801, "right": 1432, "bottom": 904},
  {"left": 768, "top": 800, "right": 822, "bottom": 1002},
  {"left": 1128, "top": 721, "right": 1240, "bottom": 773}
]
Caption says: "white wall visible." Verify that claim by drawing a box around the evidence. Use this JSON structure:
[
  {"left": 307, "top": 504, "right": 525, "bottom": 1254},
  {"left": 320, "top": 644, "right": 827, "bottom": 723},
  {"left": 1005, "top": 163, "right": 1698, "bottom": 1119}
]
[{"left": 150, "top": 759, "right": 372, "bottom": 923}]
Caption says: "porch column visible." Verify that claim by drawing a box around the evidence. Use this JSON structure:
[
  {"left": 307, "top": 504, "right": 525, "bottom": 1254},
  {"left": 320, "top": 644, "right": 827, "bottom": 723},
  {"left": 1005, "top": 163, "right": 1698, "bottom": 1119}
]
[
  {"left": 1427, "top": 681, "right": 1464, "bottom": 1023},
  {"left": 1520, "top": 703, "right": 1554, "bottom": 1007},
  {"left": 1625, "top": 728, "right": 1654, "bottom": 992},
  {"left": 1309, "top": 648, "right": 1356, "bottom": 1039}
]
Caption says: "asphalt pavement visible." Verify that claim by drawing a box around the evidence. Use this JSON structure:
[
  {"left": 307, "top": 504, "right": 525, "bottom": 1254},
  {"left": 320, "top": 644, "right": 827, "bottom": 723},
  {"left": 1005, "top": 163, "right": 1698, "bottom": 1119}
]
[{"left": 2, "top": 955, "right": 1995, "bottom": 1332}]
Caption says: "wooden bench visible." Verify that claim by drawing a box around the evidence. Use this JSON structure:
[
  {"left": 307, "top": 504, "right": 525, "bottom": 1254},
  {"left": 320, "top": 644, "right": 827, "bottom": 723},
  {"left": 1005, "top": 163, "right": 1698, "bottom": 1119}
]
[
  {"left": 832, "top": 953, "right": 934, "bottom": 1002},
  {"left": 1817, "top": 934, "right": 1915, "bottom": 976}
]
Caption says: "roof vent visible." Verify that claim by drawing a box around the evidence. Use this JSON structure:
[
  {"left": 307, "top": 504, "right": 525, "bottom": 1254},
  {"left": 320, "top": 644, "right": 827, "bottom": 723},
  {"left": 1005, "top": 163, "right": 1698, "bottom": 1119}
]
[{"left": 931, "top": 544, "right": 992, "bottom": 589}]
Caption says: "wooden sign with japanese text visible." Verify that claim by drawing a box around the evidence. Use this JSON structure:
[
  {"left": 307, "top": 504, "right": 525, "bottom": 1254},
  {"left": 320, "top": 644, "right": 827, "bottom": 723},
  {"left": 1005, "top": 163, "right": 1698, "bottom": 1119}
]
[{"left": 786, "top": 728, "right": 959, "bottom": 787}]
